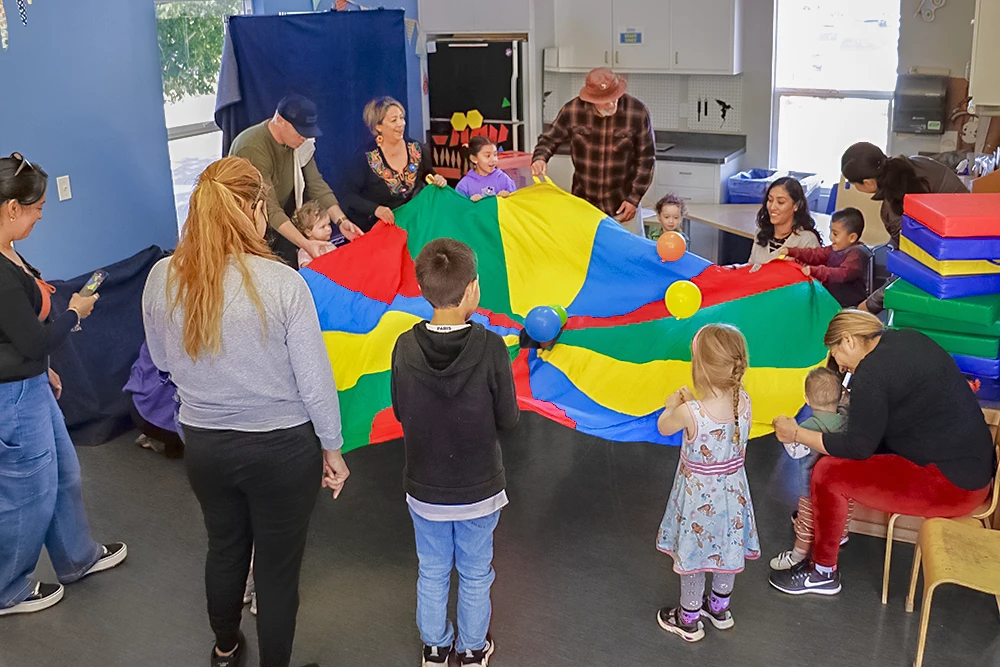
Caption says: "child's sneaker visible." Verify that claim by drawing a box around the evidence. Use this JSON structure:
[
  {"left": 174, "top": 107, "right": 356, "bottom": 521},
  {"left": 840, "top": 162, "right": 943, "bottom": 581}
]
[
  {"left": 422, "top": 644, "right": 451, "bottom": 666},
  {"left": 457, "top": 636, "right": 494, "bottom": 666},
  {"left": 249, "top": 592, "right": 257, "bottom": 616},
  {"left": 769, "top": 560, "right": 841, "bottom": 596},
  {"left": 699, "top": 596, "right": 734, "bottom": 630},
  {"left": 769, "top": 549, "right": 806, "bottom": 571},
  {"left": 656, "top": 607, "right": 705, "bottom": 642}
]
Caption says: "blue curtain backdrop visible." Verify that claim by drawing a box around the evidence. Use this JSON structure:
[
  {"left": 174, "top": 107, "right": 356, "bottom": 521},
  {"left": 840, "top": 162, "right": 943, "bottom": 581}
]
[{"left": 216, "top": 9, "right": 409, "bottom": 195}]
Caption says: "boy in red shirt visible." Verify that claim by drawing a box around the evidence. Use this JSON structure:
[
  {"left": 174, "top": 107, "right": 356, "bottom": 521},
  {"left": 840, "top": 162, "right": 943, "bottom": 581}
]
[{"left": 785, "top": 207, "right": 870, "bottom": 307}]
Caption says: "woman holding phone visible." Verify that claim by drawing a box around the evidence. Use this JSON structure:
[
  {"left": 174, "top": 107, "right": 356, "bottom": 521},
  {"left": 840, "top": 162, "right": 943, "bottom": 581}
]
[{"left": 0, "top": 152, "right": 127, "bottom": 617}]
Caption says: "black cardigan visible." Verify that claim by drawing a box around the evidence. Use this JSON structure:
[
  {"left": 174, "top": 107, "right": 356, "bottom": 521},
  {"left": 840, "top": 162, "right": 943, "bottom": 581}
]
[
  {"left": 0, "top": 252, "right": 79, "bottom": 383},
  {"left": 825, "top": 329, "right": 994, "bottom": 490},
  {"left": 340, "top": 139, "right": 435, "bottom": 232}
]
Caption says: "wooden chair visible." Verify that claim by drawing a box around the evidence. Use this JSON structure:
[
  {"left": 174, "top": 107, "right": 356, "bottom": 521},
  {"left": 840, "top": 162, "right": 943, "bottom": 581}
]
[
  {"left": 881, "top": 411, "right": 1000, "bottom": 605},
  {"left": 906, "top": 518, "right": 1000, "bottom": 667}
]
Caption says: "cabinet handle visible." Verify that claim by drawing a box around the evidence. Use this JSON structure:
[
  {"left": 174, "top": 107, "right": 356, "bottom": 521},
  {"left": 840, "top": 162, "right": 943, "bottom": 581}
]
[
  {"left": 679, "top": 171, "right": 693, "bottom": 176},
  {"left": 615, "top": 51, "right": 619, "bottom": 64},
  {"left": 605, "top": 50, "right": 609, "bottom": 64},
  {"left": 675, "top": 51, "right": 679, "bottom": 65}
]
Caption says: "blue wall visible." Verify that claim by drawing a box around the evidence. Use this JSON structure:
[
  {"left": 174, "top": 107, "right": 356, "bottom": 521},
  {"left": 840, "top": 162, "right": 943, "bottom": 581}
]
[
  {"left": 0, "top": 1, "right": 177, "bottom": 280},
  {"left": 251, "top": 0, "right": 424, "bottom": 139}
]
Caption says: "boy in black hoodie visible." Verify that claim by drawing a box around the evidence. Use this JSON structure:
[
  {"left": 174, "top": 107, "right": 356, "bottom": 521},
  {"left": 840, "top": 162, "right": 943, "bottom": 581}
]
[{"left": 391, "top": 238, "right": 519, "bottom": 667}]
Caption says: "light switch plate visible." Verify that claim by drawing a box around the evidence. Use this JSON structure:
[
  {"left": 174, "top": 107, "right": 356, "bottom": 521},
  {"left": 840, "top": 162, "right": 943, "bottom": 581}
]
[{"left": 57, "top": 175, "right": 72, "bottom": 201}]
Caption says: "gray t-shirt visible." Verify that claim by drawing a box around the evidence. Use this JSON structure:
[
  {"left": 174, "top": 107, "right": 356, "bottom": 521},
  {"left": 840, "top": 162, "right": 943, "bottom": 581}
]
[{"left": 142, "top": 255, "right": 343, "bottom": 450}]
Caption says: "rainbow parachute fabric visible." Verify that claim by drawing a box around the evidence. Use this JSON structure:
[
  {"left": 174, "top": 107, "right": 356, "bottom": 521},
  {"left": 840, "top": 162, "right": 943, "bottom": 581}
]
[{"left": 301, "top": 182, "right": 841, "bottom": 452}]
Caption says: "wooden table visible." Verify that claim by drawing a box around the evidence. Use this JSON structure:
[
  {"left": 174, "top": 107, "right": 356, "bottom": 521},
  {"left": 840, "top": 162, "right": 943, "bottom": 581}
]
[
  {"left": 683, "top": 203, "right": 833, "bottom": 241},
  {"left": 642, "top": 204, "right": 833, "bottom": 263}
]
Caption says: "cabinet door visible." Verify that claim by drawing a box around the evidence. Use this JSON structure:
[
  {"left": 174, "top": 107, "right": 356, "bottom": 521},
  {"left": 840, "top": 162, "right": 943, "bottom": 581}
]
[
  {"left": 970, "top": 0, "right": 1000, "bottom": 114},
  {"left": 612, "top": 0, "right": 672, "bottom": 70},
  {"left": 670, "top": 0, "right": 741, "bottom": 74},
  {"left": 554, "top": 0, "right": 613, "bottom": 70}
]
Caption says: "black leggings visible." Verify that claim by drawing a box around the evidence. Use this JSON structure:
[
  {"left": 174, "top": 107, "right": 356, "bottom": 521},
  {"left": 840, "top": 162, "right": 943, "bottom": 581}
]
[{"left": 183, "top": 422, "right": 323, "bottom": 667}]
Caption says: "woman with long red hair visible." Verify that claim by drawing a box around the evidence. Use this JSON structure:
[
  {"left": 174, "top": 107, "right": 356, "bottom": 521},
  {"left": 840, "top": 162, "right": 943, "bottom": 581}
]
[{"left": 142, "top": 156, "right": 349, "bottom": 667}]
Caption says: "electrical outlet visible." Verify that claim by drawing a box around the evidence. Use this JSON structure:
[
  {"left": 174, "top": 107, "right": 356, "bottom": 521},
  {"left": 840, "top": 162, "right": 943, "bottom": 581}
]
[{"left": 57, "top": 175, "right": 72, "bottom": 201}]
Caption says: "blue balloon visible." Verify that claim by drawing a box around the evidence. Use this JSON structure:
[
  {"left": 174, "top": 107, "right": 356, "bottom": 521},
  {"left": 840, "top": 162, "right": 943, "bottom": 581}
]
[{"left": 524, "top": 305, "right": 563, "bottom": 343}]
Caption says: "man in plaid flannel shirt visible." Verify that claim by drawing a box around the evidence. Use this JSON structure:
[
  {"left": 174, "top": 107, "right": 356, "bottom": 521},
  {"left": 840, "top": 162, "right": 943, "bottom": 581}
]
[{"left": 531, "top": 68, "right": 655, "bottom": 230}]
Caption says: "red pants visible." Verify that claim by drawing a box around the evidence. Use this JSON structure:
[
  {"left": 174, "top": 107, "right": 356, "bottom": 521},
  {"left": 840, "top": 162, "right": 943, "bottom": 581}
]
[{"left": 810, "top": 454, "right": 990, "bottom": 567}]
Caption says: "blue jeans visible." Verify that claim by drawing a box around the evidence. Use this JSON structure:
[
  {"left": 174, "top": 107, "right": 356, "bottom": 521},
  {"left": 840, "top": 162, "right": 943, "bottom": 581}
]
[
  {"left": 409, "top": 508, "right": 500, "bottom": 653},
  {"left": 0, "top": 373, "right": 102, "bottom": 608}
]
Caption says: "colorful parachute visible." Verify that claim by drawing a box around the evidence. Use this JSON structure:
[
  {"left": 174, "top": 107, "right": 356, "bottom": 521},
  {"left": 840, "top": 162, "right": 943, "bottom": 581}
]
[{"left": 302, "top": 182, "right": 841, "bottom": 452}]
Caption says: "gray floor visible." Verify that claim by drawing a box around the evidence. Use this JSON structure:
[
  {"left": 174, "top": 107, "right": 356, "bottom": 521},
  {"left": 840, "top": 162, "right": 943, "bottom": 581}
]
[{"left": 2, "top": 414, "right": 999, "bottom": 667}]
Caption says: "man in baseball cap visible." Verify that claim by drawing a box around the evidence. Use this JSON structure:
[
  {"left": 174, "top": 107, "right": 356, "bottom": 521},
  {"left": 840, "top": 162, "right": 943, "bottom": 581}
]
[
  {"left": 531, "top": 68, "right": 655, "bottom": 231},
  {"left": 230, "top": 94, "right": 363, "bottom": 265}
]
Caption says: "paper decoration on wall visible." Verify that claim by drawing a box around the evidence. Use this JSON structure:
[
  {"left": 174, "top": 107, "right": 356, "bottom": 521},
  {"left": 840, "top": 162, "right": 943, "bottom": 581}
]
[
  {"left": 466, "top": 109, "right": 484, "bottom": 130},
  {"left": 502, "top": 97, "right": 511, "bottom": 109},
  {"left": 450, "top": 112, "right": 469, "bottom": 132},
  {"left": 423, "top": 72, "right": 429, "bottom": 95},
  {"left": 334, "top": 0, "right": 347, "bottom": 9},
  {"left": 0, "top": 0, "right": 9, "bottom": 50},
  {"left": 405, "top": 18, "right": 417, "bottom": 43}
]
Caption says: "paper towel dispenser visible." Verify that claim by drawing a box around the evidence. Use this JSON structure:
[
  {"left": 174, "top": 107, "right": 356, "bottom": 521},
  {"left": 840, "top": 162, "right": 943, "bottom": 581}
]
[{"left": 894, "top": 74, "right": 948, "bottom": 135}]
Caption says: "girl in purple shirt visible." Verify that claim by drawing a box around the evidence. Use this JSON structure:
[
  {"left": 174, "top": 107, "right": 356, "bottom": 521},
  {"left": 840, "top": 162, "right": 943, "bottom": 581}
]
[{"left": 456, "top": 136, "right": 518, "bottom": 202}]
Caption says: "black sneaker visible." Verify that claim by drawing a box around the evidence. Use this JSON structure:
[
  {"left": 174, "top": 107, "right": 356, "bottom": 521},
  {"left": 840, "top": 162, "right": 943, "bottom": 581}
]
[
  {"left": 700, "top": 595, "right": 735, "bottom": 630},
  {"left": 422, "top": 644, "right": 451, "bottom": 666},
  {"left": 211, "top": 631, "right": 247, "bottom": 667},
  {"left": 82, "top": 542, "right": 128, "bottom": 578},
  {"left": 656, "top": 607, "right": 705, "bottom": 642},
  {"left": 457, "top": 635, "right": 494, "bottom": 666},
  {"left": 0, "top": 582, "right": 64, "bottom": 616},
  {"left": 769, "top": 560, "right": 841, "bottom": 596}
]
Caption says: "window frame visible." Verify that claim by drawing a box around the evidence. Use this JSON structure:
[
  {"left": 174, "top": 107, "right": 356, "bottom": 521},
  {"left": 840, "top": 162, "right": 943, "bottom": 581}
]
[
  {"left": 158, "top": 0, "right": 253, "bottom": 141},
  {"left": 769, "top": 88, "right": 894, "bottom": 173}
]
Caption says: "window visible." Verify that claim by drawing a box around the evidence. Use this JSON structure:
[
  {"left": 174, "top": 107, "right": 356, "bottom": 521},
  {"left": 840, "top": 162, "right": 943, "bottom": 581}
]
[
  {"left": 772, "top": 0, "right": 900, "bottom": 185},
  {"left": 157, "top": 0, "right": 251, "bottom": 229}
]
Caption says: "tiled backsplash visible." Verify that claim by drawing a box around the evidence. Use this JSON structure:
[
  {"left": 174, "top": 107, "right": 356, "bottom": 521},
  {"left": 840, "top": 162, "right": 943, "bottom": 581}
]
[{"left": 543, "top": 70, "right": 743, "bottom": 134}]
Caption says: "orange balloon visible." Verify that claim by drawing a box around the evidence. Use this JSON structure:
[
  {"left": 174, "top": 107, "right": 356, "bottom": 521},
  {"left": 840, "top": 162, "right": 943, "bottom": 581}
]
[{"left": 657, "top": 231, "right": 687, "bottom": 262}]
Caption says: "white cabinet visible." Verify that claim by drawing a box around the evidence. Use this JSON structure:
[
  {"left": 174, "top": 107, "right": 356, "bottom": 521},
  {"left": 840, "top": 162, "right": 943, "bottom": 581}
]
[
  {"left": 552, "top": 0, "right": 614, "bottom": 70},
  {"left": 548, "top": 0, "right": 742, "bottom": 75},
  {"left": 611, "top": 0, "right": 672, "bottom": 71},
  {"left": 670, "top": 0, "right": 741, "bottom": 74},
  {"left": 969, "top": 0, "right": 1000, "bottom": 116},
  {"left": 419, "top": 0, "right": 532, "bottom": 34}
]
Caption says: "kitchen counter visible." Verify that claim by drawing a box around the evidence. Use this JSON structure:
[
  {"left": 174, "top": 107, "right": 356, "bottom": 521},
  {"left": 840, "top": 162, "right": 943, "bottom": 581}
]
[{"left": 543, "top": 128, "right": 745, "bottom": 165}]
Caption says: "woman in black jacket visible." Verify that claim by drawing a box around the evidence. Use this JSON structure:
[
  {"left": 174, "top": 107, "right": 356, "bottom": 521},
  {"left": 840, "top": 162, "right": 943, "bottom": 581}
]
[
  {"left": 769, "top": 310, "right": 993, "bottom": 596},
  {"left": 840, "top": 142, "right": 968, "bottom": 312},
  {"left": 340, "top": 97, "right": 448, "bottom": 232},
  {"left": 0, "top": 153, "right": 126, "bottom": 618}
]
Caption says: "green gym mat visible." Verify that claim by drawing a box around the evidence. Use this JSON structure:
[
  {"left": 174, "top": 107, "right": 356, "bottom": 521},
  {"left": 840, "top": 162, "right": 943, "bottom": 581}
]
[
  {"left": 890, "top": 325, "right": 999, "bottom": 359},
  {"left": 884, "top": 279, "right": 1000, "bottom": 327},
  {"left": 891, "top": 310, "right": 1000, "bottom": 338}
]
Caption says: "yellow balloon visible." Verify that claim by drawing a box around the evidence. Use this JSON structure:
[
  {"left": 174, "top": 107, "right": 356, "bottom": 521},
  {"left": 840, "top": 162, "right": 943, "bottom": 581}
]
[{"left": 665, "top": 280, "right": 703, "bottom": 319}]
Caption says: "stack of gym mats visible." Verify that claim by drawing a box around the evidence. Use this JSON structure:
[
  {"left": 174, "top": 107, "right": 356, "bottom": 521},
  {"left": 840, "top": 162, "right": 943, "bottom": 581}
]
[{"left": 885, "top": 194, "right": 1000, "bottom": 400}]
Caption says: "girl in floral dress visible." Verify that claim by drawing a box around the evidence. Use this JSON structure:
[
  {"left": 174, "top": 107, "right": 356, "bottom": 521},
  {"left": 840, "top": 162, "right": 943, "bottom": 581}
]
[{"left": 655, "top": 324, "right": 759, "bottom": 642}]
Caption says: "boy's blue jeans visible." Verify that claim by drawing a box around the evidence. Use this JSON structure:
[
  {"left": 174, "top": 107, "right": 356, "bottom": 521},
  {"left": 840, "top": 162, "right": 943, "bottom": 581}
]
[
  {"left": 0, "top": 373, "right": 102, "bottom": 608},
  {"left": 409, "top": 507, "right": 500, "bottom": 653}
]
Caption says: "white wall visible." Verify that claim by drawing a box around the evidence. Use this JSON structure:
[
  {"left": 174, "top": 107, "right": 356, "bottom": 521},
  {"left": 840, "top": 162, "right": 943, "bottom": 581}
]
[
  {"left": 892, "top": 0, "right": 976, "bottom": 156},
  {"left": 740, "top": 0, "right": 776, "bottom": 168}
]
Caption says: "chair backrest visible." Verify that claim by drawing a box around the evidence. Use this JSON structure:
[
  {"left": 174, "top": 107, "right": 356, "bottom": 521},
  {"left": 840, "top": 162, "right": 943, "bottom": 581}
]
[{"left": 975, "top": 410, "right": 1000, "bottom": 521}]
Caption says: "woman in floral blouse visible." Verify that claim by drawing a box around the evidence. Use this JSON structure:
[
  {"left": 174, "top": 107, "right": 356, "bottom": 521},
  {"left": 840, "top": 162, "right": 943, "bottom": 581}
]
[{"left": 341, "top": 97, "right": 447, "bottom": 232}]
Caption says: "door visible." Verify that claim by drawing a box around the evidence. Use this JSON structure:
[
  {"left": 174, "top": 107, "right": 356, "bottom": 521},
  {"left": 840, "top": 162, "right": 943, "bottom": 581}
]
[
  {"left": 611, "top": 0, "right": 671, "bottom": 70},
  {"left": 554, "top": 0, "right": 613, "bottom": 70},
  {"left": 670, "top": 0, "right": 738, "bottom": 74}
]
